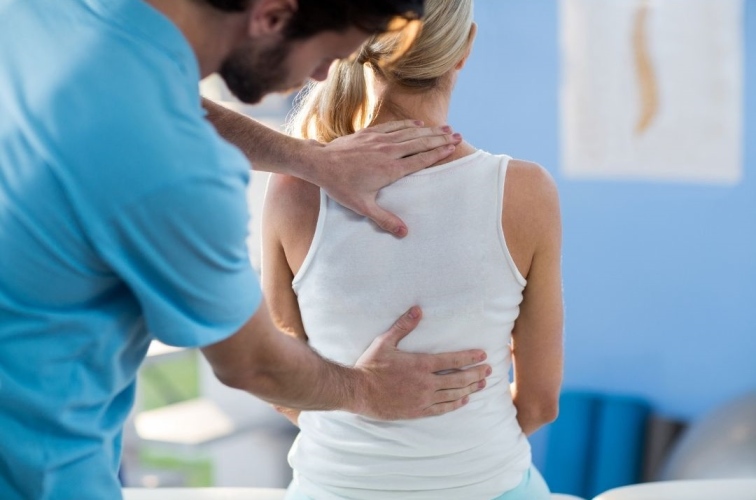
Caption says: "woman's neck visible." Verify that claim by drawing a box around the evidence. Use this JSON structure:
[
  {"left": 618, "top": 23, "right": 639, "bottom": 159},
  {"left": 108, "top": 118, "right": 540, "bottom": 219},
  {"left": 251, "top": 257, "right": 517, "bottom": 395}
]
[
  {"left": 371, "top": 82, "right": 476, "bottom": 166},
  {"left": 371, "top": 82, "right": 451, "bottom": 128}
]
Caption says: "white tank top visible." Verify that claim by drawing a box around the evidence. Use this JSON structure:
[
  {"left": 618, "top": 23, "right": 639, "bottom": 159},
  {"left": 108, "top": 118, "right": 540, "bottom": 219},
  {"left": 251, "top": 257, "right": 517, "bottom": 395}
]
[{"left": 289, "top": 150, "right": 531, "bottom": 500}]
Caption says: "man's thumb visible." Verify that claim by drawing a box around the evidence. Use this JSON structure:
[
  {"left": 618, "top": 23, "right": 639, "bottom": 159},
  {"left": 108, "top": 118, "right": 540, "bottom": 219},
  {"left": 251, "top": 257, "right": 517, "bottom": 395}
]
[
  {"left": 383, "top": 306, "right": 423, "bottom": 346},
  {"left": 366, "top": 203, "right": 408, "bottom": 238}
]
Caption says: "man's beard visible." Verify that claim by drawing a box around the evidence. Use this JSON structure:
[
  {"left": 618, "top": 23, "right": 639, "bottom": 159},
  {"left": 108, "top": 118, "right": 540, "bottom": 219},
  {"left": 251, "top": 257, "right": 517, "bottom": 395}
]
[{"left": 219, "top": 39, "right": 290, "bottom": 104}]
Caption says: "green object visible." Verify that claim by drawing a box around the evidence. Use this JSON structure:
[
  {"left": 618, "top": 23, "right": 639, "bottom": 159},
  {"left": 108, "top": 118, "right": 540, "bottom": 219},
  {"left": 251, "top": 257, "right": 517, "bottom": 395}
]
[
  {"left": 138, "top": 351, "right": 200, "bottom": 411},
  {"left": 139, "top": 448, "right": 214, "bottom": 487},
  {"left": 135, "top": 351, "right": 214, "bottom": 486}
]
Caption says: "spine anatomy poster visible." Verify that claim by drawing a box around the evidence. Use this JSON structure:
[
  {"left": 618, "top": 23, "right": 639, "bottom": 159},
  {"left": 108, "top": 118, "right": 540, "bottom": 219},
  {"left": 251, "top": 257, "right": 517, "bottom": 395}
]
[{"left": 560, "top": 0, "right": 744, "bottom": 184}]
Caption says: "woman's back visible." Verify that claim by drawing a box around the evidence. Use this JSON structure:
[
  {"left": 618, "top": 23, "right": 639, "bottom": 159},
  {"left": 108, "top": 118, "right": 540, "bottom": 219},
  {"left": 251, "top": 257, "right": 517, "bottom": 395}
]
[
  {"left": 270, "top": 151, "right": 530, "bottom": 499},
  {"left": 263, "top": 1, "right": 563, "bottom": 498}
]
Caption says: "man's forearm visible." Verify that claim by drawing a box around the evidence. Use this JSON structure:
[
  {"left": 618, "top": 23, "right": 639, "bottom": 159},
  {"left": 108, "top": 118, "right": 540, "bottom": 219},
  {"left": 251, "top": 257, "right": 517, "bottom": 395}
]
[
  {"left": 202, "top": 97, "right": 317, "bottom": 178},
  {"left": 204, "top": 301, "right": 490, "bottom": 420},
  {"left": 201, "top": 300, "right": 366, "bottom": 414},
  {"left": 239, "top": 328, "right": 364, "bottom": 413}
]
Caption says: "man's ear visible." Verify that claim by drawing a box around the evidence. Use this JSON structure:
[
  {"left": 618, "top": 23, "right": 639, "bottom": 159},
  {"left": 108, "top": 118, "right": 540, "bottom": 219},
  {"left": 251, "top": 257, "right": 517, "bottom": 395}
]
[
  {"left": 247, "top": 0, "right": 297, "bottom": 37},
  {"left": 454, "top": 22, "right": 477, "bottom": 70}
]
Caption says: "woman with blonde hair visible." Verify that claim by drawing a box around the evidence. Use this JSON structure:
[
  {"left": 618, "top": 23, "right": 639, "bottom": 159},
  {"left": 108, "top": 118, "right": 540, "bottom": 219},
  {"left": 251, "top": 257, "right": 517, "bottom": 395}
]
[{"left": 262, "top": 1, "right": 563, "bottom": 498}]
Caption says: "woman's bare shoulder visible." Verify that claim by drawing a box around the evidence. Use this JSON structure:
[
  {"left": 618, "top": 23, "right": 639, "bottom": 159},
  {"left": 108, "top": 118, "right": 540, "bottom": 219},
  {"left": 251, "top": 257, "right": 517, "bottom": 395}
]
[
  {"left": 265, "top": 174, "right": 320, "bottom": 225},
  {"left": 506, "top": 159, "right": 558, "bottom": 199},
  {"left": 504, "top": 159, "right": 560, "bottom": 222},
  {"left": 266, "top": 174, "right": 320, "bottom": 211},
  {"left": 263, "top": 174, "right": 321, "bottom": 254},
  {"left": 501, "top": 159, "right": 561, "bottom": 276}
]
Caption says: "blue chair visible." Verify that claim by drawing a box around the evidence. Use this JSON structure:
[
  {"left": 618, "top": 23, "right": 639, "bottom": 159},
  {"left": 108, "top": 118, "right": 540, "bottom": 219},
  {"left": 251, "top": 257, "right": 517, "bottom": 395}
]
[{"left": 544, "top": 391, "right": 651, "bottom": 498}]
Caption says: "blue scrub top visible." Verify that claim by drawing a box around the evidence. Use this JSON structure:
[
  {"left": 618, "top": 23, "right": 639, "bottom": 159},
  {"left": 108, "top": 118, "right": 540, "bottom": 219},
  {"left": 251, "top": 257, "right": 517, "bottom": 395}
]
[{"left": 0, "top": 0, "right": 262, "bottom": 497}]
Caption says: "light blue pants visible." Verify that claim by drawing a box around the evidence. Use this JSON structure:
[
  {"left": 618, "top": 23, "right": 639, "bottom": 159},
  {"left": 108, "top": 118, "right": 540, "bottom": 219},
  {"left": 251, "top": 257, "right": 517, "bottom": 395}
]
[{"left": 284, "top": 466, "right": 550, "bottom": 500}]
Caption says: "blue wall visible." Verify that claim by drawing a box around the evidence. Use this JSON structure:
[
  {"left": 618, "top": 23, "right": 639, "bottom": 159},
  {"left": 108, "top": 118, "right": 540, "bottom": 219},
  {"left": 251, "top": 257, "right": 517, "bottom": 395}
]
[{"left": 451, "top": 1, "right": 756, "bottom": 422}]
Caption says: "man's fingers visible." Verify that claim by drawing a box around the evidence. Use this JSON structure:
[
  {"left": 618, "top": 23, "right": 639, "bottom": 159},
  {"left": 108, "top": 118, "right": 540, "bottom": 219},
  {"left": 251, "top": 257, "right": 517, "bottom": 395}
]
[
  {"left": 380, "top": 306, "right": 422, "bottom": 346},
  {"left": 364, "top": 121, "right": 462, "bottom": 166},
  {"left": 364, "top": 202, "right": 408, "bottom": 238},
  {"left": 393, "top": 144, "right": 457, "bottom": 178},
  {"left": 422, "top": 376, "right": 488, "bottom": 417},
  {"left": 366, "top": 119, "right": 424, "bottom": 134},
  {"left": 391, "top": 132, "right": 462, "bottom": 161},
  {"left": 421, "top": 397, "right": 470, "bottom": 418},
  {"left": 433, "top": 364, "right": 491, "bottom": 391},
  {"left": 433, "top": 379, "right": 486, "bottom": 405},
  {"left": 385, "top": 125, "right": 455, "bottom": 144},
  {"left": 427, "top": 349, "right": 488, "bottom": 373}
]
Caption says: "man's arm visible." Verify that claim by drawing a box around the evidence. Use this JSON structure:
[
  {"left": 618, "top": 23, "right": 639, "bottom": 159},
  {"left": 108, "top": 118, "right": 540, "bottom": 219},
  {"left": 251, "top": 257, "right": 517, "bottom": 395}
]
[
  {"left": 202, "top": 98, "right": 462, "bottom": 237},
  {"left": 201, "top": 299, "right": 490, "bottom": 420}
]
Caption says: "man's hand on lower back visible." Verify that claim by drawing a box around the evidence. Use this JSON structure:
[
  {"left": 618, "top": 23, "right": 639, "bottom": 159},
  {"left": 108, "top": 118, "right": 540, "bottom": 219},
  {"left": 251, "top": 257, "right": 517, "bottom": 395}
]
[{"left": 349, "top": 306, "right": 491, "bottom": 420}]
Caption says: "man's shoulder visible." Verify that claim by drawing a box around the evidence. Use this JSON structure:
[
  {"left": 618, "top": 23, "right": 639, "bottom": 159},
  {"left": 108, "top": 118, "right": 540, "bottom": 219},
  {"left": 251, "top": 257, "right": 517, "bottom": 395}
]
[
  {"left": 0, "top": 0, "right": 251, "bottom": 210},
  {"left": 4, "top": 0, "right": 200, "bottom": 133}
]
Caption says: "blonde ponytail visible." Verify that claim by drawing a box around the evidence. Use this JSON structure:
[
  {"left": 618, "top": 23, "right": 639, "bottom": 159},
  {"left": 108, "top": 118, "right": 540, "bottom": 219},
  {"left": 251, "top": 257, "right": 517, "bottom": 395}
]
[
  {"left": 288, "top": 0, "right": 474, "bottom": 142},
  {"left": 288, "top": 59, "right": 370, "bottom": 143}
]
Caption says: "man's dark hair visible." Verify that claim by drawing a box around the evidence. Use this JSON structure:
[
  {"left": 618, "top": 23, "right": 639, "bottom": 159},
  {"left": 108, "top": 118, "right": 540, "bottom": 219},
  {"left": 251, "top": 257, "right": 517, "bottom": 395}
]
[
  {"left": 203, "top": 0, "right": 424, "bottom": 37},
  {"left": 202, "top": 0, "right": 250, "bottom": 12},
  {"left": 286, "top": 0, "right": 424, "bottom": 38}
]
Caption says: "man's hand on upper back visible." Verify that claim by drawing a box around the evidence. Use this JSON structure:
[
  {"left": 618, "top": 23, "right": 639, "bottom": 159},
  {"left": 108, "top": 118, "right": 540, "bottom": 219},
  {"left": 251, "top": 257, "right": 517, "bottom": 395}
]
[
  {"left": 304, "top": 121, "right": 462, "bottom": 237},
  {"left": 201, "top": 101, "right": 461, "bottom": 236}
]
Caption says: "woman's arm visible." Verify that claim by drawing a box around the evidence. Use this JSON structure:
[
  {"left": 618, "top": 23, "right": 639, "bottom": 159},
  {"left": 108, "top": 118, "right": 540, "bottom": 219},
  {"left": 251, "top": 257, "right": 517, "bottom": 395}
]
[
  {"left": 260, "top": 174, "right": 317, "bottom": 426},
  {"left": 503, "top": 161, "right": 564, "bottom": 436}
]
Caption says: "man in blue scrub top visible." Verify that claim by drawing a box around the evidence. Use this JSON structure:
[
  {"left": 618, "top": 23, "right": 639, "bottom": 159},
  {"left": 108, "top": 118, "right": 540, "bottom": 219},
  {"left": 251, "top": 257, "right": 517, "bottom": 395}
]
[{"left": 0, "top": 0, "right": 492, "bottom": 498}]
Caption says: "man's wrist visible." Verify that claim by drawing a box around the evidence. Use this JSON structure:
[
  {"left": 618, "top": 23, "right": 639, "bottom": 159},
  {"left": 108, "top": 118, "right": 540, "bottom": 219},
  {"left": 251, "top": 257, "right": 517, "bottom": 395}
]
[
  {"left": 338, "top": 366, "right": 370, "bottom": 416},
  {"left": 289, "top": 139, "right": 325, "bottom": 184}
]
